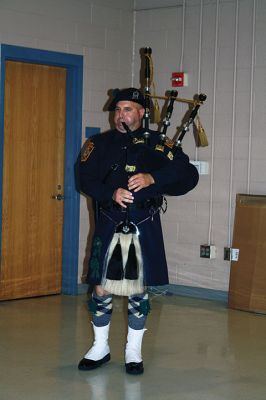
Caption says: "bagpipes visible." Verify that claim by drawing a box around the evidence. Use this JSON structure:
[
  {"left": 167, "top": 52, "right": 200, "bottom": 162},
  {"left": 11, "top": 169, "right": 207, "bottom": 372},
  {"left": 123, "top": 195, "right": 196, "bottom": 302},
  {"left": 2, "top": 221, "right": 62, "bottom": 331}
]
[{"left": 139, "top": 47, "right": 207, "bottom": 196}]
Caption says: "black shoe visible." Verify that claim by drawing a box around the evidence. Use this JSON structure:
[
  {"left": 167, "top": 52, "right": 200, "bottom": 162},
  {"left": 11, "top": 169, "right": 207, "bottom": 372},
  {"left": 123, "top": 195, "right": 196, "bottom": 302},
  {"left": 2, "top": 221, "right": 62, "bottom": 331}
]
[
  {"left": 78, "top": 353, "right": 111, "bottom": 370},
  {"left": 125, "top": 361, "right": 144, "bottom": 375}
]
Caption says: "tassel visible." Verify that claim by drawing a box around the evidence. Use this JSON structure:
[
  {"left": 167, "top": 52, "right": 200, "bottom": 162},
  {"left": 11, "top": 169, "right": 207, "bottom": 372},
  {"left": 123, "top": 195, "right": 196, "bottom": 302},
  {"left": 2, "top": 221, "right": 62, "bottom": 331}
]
[
  {"left": 198, "top": 124, "right": 208, "bottom": 147},
  {"left": 196, "top": 115, "right": 208, "bottom": 147},
  {"left": 124, "top": 239, "right": 138, "bottom": 280},
  {"left": 153, "top": 101, "right": 161, "bottom": 124},
  {"left": 106, "top": 238, "right": 124, "bottom": 280}
]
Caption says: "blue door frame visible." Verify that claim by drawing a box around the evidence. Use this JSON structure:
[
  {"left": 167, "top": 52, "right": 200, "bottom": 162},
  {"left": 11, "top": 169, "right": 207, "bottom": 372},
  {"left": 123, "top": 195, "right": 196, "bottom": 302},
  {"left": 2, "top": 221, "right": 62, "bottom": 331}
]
[{"left": 0, "top": 44, "right": 83, "bottom": 295}]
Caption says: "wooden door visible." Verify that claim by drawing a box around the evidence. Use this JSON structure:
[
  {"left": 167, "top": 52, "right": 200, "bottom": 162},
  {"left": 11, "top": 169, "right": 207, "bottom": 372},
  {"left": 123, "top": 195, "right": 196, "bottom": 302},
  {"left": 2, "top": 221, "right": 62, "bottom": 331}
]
[{"left": 0, "top": 61, "right": 66, "bottom": 300}]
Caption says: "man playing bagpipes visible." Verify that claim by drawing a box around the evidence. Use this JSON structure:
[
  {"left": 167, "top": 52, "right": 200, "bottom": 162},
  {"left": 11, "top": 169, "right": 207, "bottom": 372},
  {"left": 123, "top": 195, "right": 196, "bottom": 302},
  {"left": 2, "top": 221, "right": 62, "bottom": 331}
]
[{"left": 78, "top": 87, "right": 199, "bottom": 375}]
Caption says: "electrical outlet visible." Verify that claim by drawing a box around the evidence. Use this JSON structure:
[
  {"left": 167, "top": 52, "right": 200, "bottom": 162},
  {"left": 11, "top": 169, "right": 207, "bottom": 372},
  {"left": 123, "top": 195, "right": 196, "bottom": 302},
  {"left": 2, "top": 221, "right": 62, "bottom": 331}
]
[
  {"left": 200, "top": 245, "right": 216, "bottom": 259},
  {"left": 224, "top": 247, "right": 240, "bottom": 261},
  {"left": 190, "top": 161, "right": 209, "bottom": 175}
]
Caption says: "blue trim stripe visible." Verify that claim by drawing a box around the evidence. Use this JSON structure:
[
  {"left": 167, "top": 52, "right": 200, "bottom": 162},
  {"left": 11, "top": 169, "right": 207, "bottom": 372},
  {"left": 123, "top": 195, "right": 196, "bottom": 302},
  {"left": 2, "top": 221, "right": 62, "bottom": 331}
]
[
  {"left": 0, "top": 44, "right": 83, "bottom": 295},
  {"left": 85, "top": 127, "right": 101, "bottom": 138},
  {"left": 149, "top": 284, "right": 228, "bottom": 303},
  {"left": 0, "top": 55, "right": 5, "bottom": 235}
]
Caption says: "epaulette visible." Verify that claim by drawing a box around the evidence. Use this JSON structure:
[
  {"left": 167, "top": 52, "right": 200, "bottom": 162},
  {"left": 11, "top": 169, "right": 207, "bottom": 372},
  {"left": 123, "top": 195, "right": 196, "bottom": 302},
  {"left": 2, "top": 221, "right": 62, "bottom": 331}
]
[{"left": 81, "top": 139, "right": 95, "bottom": 162}]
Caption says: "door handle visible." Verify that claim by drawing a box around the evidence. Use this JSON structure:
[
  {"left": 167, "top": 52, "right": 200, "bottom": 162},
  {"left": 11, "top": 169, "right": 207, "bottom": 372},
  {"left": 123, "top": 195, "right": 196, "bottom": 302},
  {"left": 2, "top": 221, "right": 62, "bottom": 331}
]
[{"left": 51, "top": 194, "right": 65, "bottom": 201}]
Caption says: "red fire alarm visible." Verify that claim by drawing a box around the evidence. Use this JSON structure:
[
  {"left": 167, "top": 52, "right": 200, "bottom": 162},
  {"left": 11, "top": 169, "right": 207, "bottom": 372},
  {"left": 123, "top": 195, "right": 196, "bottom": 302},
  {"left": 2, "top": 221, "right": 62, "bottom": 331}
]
[{"left": 171, "top": 72, "right": 188, "bottom": 87}]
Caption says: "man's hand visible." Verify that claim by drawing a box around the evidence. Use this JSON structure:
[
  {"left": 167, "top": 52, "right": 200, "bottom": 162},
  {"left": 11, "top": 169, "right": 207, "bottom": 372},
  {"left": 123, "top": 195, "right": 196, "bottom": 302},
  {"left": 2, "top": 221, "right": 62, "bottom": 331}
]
[
  {"left": 112, "top": 188, "right": 134, "bottom": 208},
  {"left": 128, "top": 173, "right": 155, "bottom": 192}
]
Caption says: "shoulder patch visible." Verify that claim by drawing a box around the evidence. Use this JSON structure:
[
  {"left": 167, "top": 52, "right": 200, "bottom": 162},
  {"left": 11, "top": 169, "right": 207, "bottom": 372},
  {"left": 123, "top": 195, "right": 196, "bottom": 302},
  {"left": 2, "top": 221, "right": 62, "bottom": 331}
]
[{"left": 81, "top": 140, "right": 94, "bottom": 162}]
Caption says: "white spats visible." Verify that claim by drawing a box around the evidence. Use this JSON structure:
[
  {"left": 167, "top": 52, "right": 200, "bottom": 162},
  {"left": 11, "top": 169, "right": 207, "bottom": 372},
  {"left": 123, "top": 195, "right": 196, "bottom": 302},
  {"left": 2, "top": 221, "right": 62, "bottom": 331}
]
[
  {"left": 84, "top": 322, "right": 110, "bottom": 361},
  {"left": 125, "top": 327, "right": 147, "bottom": 364}
]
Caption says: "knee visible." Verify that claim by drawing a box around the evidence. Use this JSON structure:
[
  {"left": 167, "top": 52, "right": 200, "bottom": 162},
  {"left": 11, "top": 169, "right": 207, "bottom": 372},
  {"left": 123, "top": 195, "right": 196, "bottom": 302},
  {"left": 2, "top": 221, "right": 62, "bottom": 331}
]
[{"left": 94, "top": 285, "right": 110, "bottom": 297}]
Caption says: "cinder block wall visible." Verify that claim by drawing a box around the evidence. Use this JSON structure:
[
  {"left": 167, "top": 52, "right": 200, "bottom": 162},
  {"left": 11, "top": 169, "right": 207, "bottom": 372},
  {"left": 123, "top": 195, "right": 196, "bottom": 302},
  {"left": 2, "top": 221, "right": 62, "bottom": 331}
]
[{"left": 133, "top": 0, "right": 266, "bottom": 291}]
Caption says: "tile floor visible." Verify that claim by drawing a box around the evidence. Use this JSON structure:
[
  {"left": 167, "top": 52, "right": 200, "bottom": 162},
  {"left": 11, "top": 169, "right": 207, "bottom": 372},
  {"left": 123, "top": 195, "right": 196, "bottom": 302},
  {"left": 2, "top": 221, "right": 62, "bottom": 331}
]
[{"left": 1, "top": 291, "right": 266, "bottom": 400}]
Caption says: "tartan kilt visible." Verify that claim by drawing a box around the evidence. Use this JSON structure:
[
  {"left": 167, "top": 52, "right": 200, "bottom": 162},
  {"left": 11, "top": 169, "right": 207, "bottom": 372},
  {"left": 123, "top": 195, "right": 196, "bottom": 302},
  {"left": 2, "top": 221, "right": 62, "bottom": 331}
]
[{"left": 87, "top": 207, "right": 169, "bottom": 287}]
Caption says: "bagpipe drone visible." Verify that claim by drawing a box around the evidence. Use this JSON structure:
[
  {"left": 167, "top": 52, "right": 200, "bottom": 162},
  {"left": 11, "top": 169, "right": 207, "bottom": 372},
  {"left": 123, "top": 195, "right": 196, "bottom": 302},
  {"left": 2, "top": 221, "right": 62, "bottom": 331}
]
[{"left": 141, "top": 46, "right": 207, "bottom": 150}]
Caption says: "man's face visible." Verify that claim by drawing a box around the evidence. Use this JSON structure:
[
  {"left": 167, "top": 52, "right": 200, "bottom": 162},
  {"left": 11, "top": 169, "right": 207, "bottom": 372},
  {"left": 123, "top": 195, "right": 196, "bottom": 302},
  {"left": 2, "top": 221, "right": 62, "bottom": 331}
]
[{"left": 114, "top": 101, "right": 145, "bottom": 133}]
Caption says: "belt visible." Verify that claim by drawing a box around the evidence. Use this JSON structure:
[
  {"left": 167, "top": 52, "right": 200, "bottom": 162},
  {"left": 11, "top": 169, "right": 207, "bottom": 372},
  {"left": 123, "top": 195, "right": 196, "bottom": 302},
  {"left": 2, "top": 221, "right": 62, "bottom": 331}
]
[{"left": 99, "top": 196, "right": 163, "bottom": 211}]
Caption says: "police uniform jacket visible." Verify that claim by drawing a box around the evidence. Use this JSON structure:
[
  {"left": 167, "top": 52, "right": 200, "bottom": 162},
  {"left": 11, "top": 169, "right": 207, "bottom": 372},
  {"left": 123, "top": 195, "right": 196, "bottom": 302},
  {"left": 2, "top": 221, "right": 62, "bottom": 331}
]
[{"left": 79, "top": 127, "right": 199, "bottom": 287}]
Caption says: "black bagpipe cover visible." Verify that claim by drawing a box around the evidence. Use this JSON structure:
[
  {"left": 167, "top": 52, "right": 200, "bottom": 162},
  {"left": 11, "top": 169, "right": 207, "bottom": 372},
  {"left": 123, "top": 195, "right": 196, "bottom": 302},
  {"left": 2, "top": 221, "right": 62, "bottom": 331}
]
[{"left": 130, "top": 139, "right": 199, "bottom": 197}]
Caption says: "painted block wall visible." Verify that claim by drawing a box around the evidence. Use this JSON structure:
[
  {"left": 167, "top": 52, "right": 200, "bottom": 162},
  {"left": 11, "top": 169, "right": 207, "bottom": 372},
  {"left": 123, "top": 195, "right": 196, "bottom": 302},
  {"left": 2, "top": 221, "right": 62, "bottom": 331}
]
[{"left": 133, "top": 0, "right": 266, "bottom": 291}]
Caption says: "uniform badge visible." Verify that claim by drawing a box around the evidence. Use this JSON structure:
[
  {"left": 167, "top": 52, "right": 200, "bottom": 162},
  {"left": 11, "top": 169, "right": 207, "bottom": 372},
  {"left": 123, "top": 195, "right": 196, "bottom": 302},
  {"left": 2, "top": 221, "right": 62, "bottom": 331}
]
[
  {"left": 81, "top": 140, "right": 94, "bottom": 162},
  {"left": 167, "top": 151, "right": 174, "bottom": 160},
  {"left": 132, "top": 90, "right": 140, "bottom": 100},
  {"left": 133, "top": 137, "right": 145, "bottom": 145},
  {"left": 125, "top": 164, "right": 136, "bottom": 173}
]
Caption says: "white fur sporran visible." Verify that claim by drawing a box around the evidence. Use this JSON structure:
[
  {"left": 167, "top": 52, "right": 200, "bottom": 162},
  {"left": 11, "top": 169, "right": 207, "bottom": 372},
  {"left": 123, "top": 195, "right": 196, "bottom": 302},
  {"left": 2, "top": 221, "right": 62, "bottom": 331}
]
[{"left": 102, "top": 232, "right": 144, "bottom": 296}]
